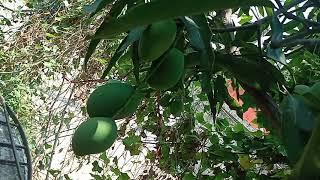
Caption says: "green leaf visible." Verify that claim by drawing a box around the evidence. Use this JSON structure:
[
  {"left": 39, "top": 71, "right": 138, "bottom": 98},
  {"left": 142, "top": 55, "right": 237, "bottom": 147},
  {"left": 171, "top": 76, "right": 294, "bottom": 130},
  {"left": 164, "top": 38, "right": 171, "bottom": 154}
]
[
  {"left": 48, "top": 169, "right": 60, "bottom": 177},
  {"left": 90, "top": 174, "right": 108, "bottom": 180},
  {"left": 84, "top": 39, "right": 101, "bottom": 69},
  {"left": 182, "top": 17, "right": 205, "bottom": 50},
  {"left": 101, "top": 27, "right": 145, "bottom": 78},
  {"left": 169, "top": 98, "right": 184, "bottom": 116},
  {"left": 293, "top": 114, "right": 320, "bottom": 178},
  {"left": 283, "top": 20, "right": 300, "bottom": 32},
  {"left": 119, "top": 26, "right": 146, "bottom": 52},
  {"left": 84, "top": 0, "right": 116, "bottom": 17},
  {"left": 92, "top": 160, "right": 103, "bottom": 173},
  {"left": 293, "top": 85, "right": 310, "bottom": 95},
  {"left": 209, "top": 134, "right": 220, "bottom": 145},
  {"left": 239, "top": 14, "right": 253, "bottom": 24},
  {"left": 280, "top": 95, "right": 315, "bottom": 164},
  {"left": 117, "top": 173, "right": 130, "bottom": 180},
  {"left": 216, "top": 53, "right": 285, "bottom": 91},
  {"left": 99, "top": 152, "right": 110, "bottom": 164},
  {"left": 233, "top": 123, "right": 245, "bottom": 133},
  {"left": 123, "top": 135, "right": 140, "bottom": 146},
  {"left": 93, "top": 0, "right": 273, "bottom": 39},
  {"left": 123, "top": 134, "right": 142, "bottom": 155},
  {"left": 111, "top": 166, "right": 121, "bottom": 175},
  {"left": 258, "top": 6, "right": 265, "bottom": 16},
  {"left": 196, "top": 112, "right": 205, "bottom": 124},
  {"left": 216, "top": 118, "right": 230, "bottom": 130},
  {"left": 109, "top": 0, "right": 128, "bottom": 17},
  {"left": 238, "top": 154, "right": 254, "bottom": 170},
  {"left": 190, "top": 15, "right": 217, "bottom": 120},
  {"left": 268, "top": 15, "right": 286, "bottom": 64},
  {"left": 64, "top": 174, "right": 72, "bottom": 180},
  {"left": 267, "top": 46, "right": 286, "bottom": 64},
  {"left": 101, "top": 48, "right": 125, "bottom": 79}
]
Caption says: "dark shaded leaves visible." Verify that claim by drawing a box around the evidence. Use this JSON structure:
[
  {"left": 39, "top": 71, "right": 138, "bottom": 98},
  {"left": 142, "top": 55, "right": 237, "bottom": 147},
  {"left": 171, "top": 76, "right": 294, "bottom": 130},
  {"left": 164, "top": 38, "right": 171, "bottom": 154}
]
[{"left": 93, "top": 0, "right": 273, "bottom": 39}]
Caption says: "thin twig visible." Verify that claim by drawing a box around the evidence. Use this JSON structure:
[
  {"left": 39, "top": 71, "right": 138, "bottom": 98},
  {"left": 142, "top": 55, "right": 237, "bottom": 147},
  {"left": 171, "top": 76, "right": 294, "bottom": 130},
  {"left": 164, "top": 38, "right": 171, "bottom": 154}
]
[
  {"left": 211, "top": 0, "right": 309, "bottom": 33},
  {"left": 271, "top": 27, "right": 320, "bottom": 48},
  {"left": 0, "top": 3, "right": 15, "bottom": 12}
]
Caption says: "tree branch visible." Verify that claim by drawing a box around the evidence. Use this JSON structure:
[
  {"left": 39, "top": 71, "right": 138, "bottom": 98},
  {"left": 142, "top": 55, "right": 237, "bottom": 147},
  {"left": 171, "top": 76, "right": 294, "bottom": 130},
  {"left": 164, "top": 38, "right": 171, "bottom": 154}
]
[
  {"left": 211, "top": 21, "right": 262, "bottom": 33},
  {"left": 273, "top": 38, "right": 320, "bottom": 48},
  {"left": 274, "top": 0, "right": 320, "bottom": 27},
  {"left": 0, "top": 3, "right": 14, "bottom": 12},
  {"left": 271, "top": 27, "right": 320, "bottom": 48},
  {"left": 211, "top": 0, "right": 310, "bottom": 33}
]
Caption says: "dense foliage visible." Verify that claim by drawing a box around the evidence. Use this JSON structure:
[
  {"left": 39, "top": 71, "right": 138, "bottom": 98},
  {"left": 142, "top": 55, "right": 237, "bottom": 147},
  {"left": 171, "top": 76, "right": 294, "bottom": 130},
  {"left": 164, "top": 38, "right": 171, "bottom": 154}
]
[{"left": 1, "top": 0, "right": 320, "bottom": 179}]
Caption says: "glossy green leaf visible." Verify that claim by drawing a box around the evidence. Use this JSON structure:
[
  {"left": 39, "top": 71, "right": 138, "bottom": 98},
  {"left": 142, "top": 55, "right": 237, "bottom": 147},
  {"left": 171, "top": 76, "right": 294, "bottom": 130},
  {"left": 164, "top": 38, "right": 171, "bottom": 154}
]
[
  {"left": 119, "top": 26, "right": 146, "bottom": 52},
  {"left": 190, "top": 15, "right": 214, "bottom": 72},
  {"left": 84, "top": 39, "right": 101, "bottom": 69},
  {"left": 268, "top": 15, "right": 286, "bottom": 64},
  {"left": 191, "top": 15, "right": 216, "bottom": 120},
  {"left": 101, "top": 27, "right": 144, "bottom": 78},
  {"left": 267, "top": 46, "right": 286, "bottom": 64},
  {"left": 182, "top": 17, "right": 205, "bottom": 50},
  {"left": 216, "top": 53, "right": 285, "bottom": 91},
  {"left": 93, "top": 0, "right": 273, "bottom": 39}
]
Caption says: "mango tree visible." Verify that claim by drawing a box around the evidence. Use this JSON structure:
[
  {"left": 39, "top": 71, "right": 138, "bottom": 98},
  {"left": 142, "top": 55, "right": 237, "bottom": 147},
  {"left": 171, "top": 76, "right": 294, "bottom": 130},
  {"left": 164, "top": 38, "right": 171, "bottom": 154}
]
[{"left": 74, "top": 0, "right": 320, "bottom": 178}]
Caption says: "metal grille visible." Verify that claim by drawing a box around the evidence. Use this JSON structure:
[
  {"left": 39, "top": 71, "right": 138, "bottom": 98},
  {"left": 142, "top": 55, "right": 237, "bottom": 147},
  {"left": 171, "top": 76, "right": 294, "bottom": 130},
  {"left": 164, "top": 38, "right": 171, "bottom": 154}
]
[{"left": 0, "top": 97, "right": 32, "bottom": 180}]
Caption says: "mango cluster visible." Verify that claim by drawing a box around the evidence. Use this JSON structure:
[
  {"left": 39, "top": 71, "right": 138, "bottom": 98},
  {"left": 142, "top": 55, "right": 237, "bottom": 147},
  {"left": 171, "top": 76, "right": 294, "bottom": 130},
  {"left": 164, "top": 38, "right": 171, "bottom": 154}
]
[
  {"left": 72, "top": 19, "right": 185, "bottom": 156},
  {"left": 72, "top": 81, "right": 140, "bottom": 156},
  {"left": 140, "top": 20, "right": 185, "bottom": 90}
]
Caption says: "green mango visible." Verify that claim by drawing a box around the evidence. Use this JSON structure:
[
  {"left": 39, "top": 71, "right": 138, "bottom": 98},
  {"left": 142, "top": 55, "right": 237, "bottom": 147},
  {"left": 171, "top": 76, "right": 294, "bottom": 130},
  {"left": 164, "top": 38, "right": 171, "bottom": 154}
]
[
  {"left": 72, "top": 117, "right": 117, "bottom": 156},
  {"left": 147, "top": 48, "right": 184, "bottom": 90},
  {"left": 139, "top": 20, "right": 177, "bottom": 62},
  {"left": 86, "top": 81, "right": 140, "bottom": 119}
]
